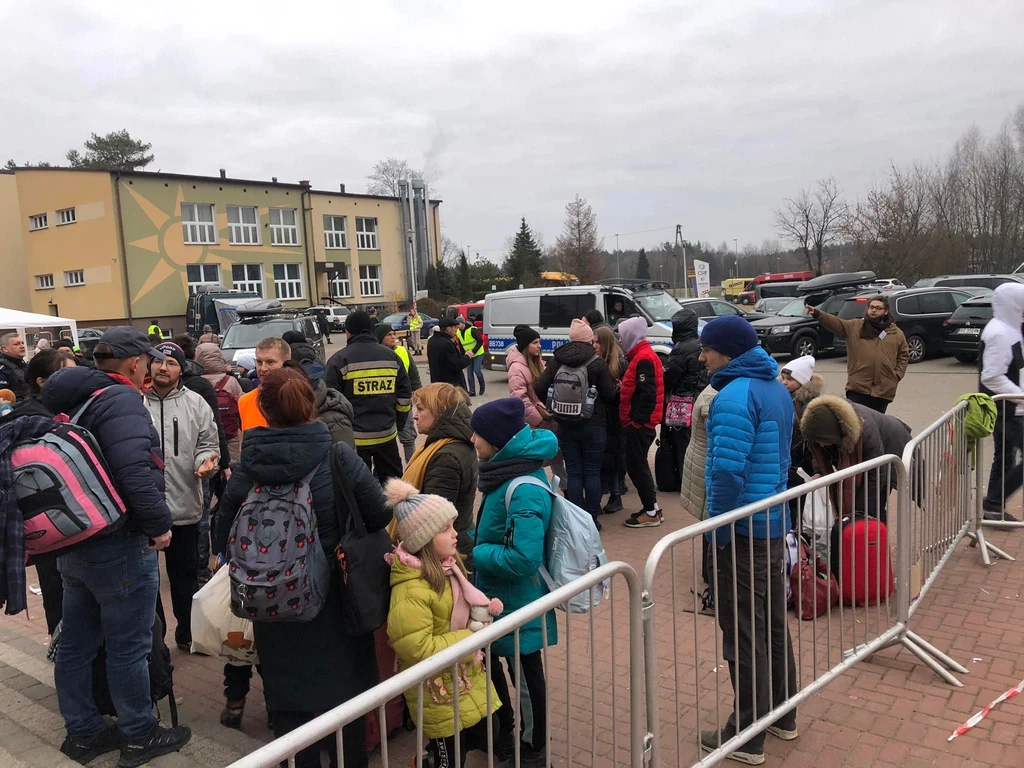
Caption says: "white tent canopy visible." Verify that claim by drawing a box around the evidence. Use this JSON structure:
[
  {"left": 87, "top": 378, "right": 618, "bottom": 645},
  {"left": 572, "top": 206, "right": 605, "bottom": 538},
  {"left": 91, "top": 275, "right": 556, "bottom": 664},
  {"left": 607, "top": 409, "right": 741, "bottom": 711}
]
[{"left": 0, "top": 307, "right": 79, "bottom": 346}]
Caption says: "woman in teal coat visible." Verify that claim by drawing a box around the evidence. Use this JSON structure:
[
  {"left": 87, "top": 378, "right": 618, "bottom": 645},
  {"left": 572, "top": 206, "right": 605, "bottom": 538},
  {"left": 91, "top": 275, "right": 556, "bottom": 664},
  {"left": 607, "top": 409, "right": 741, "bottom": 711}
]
[{"left": 470, "top": 397, "right": 558, "bottom": 768}]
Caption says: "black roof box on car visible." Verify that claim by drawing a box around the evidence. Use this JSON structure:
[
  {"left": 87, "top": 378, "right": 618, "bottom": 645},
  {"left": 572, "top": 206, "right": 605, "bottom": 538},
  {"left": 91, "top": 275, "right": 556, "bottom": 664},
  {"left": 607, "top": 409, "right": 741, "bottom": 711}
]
[{"left": 796, "top": 271, "right": 876, "bottom": 294}]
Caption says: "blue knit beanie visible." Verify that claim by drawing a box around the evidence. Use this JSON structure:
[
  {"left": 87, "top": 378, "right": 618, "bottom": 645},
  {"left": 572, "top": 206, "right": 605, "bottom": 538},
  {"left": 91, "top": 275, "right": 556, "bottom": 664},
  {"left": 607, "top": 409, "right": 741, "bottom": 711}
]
[
  {"left": 470, "top": 397, "right": 526, "bottom": 450},
  {"left": 699, "top": 315, "right": 759, "bottom": 360}
]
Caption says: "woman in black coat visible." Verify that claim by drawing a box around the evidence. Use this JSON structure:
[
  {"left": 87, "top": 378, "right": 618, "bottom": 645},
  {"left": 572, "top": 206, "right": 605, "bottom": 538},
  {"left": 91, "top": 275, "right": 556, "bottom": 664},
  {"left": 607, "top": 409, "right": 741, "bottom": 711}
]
[
  {"left": 212, "top": 369, "right": 390, "bottom": 768},
  {"left": 661, "top": 308, "right": 708, "bottom": 487}
]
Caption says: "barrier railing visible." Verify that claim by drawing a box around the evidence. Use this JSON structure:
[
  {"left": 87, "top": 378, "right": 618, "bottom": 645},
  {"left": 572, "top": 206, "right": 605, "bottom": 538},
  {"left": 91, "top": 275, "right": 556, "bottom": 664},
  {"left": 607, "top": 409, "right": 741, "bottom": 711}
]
[
  {"left": 224, "top": 561, "right": 646, "bottom": 768},
  {"left": 641, "top": 456, "right": 907, "bottom": 767},
  {"left": 977, "top": 394, "right": 1024, "bottom": 543}
]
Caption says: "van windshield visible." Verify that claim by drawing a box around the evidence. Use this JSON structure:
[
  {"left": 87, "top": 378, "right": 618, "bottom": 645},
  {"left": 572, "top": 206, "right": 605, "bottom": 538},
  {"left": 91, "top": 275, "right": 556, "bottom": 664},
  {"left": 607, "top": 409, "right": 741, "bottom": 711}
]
[
  {"left": 223, "top": 319, "right": 295, "bottom": 348},
  {"left": 633, "top": 290, "right": 683, "bottom": 322}
]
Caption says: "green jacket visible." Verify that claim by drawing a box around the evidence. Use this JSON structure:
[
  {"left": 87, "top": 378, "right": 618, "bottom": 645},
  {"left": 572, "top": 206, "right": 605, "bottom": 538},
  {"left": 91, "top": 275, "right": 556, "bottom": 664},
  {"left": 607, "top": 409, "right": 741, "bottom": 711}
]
[
  {"left": 387, "top": 552, "right": 498, "bottom": 739},
  {"left": 472, "top": 425, "right": 559, "bottom": 657}
]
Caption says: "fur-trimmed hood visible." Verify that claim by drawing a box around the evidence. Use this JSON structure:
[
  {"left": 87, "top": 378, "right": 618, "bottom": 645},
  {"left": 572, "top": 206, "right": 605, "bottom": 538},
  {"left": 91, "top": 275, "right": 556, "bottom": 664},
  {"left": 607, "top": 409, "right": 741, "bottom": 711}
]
[
  {"left": 792, "top": 373, "right": 826, "bottom": 417},
  {"left": 800, "top": 394, "right": 861, "bottom": 454}
]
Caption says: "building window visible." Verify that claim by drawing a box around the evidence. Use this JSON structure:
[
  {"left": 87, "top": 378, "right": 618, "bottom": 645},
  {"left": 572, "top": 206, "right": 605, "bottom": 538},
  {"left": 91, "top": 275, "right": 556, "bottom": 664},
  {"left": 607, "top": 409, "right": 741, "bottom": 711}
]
[
  {"left": 323, "top": 215, "right": 348, "bottom": 249},
  {"left": 181, "top": 203, "right": 217, "bottom": 244},
  {"left": 273, "top": 263, "right": 303, "bottom": 300},
  {"left": 57, "top": 208, "right": 76, "bottom": 226},
  {"left": 359, "top": 264, "right": 382, "bottom": 297},
  {"left": 187, "top": 263, "right": 221, "bottom": 292},
  {"left": 232, "top": 264, "right": 264, "bottom": 296},
  {"left": 29, "top": 213, "right": 47, "bottom": 231},
  {"left": 355, "top": 217, "right": 378, "bottom": 249},
  {"left": 227, "top": 205, "right": 260, "bottom": 245},
  {"left": 329, "top": 264, "right": 352, "bottom": 298},
  {"left": 35, "top": 274, "right": 54, "bottom": 290},
  {"left": 269, "top": 208, "right": 300, "bottom": 246},
  {"left": 64, "top": 270, "right": 85, "bottom": 287}
]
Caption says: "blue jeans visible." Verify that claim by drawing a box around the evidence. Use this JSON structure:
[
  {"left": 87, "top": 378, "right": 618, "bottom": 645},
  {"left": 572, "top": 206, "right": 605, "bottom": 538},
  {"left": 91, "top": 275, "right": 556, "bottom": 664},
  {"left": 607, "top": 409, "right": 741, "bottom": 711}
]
[
  {"left": 55, "top": 534, "right": 160, "bottom": 739},
  {"left": 558, "top": 422, "right": 607, "bottom": 517},
  {"left": 467, "top": 355, "right": 485, "bottom": 395}
]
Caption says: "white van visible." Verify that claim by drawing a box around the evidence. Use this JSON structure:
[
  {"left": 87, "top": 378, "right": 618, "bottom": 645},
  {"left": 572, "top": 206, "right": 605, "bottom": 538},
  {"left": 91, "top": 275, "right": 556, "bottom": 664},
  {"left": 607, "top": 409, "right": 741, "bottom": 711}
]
[{"left": 484, "top": 280, "right": 683, "bottom": 369}]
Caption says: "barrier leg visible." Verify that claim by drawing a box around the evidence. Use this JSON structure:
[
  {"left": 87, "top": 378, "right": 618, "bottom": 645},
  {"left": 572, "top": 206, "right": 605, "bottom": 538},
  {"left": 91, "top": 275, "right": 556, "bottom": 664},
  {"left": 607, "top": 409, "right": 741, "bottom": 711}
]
[
  {"left": 899, "top": 630, "right": 968, "bottom": 687},
  {"left": 966, "top": 529, "right": 1015, "bottom": 564},
  {"left": 967, "top": 437, "right": 1015, "bottom": 564}
]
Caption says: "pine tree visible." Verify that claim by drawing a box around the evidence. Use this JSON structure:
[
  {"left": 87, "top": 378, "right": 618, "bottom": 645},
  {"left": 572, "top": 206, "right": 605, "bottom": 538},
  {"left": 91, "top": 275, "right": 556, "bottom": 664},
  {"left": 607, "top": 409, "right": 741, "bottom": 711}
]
[
  {"left": 458, "top": 251, "right": 472, "bottom": 300},
  {"left": 635, "top": 248, "right": 651, "bottom": 280},
  {"left": 504, "top": 217, "right": 544, "bottom": 288},
  {"left": 554, "top": 195, "right": 605, "bottom": 284}
]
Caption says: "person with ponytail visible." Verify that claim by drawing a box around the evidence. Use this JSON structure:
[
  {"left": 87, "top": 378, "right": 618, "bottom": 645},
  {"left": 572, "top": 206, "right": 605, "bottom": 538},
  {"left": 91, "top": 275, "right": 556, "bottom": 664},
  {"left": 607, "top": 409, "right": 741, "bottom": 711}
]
[
  {"left": 385, "top": 479, "right": 503, "bottom": 767},
  {"left": 213, "top": 368, "right": 390, "bottom": 768}
]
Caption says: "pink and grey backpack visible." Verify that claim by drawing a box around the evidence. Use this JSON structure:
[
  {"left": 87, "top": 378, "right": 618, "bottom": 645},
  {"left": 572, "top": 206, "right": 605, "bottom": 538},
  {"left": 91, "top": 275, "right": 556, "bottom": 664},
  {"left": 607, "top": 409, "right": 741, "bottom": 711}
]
[{"left": 11, "top": 388, "right": 128, "bottom": 555}]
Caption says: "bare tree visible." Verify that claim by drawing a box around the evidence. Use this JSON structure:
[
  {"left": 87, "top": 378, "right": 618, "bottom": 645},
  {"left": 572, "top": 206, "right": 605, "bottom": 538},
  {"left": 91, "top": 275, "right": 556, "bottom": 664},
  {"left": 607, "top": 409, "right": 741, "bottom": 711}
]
[
  {"left": 554, "top": 195, "right": 606, "bottom": 284},
  {"left": 440, "top": 235, "right": 462, "bottom": 267},
  {"left": 366, "top": 157, "right": 426, "bottom": 197},
  {"left": 775, "top": 177, "right": 848, "bottom": 275}
]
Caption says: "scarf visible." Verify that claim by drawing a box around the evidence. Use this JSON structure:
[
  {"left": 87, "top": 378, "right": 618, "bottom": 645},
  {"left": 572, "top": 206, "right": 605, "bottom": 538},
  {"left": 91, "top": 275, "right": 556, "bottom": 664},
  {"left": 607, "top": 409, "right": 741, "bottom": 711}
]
[
  {"left": 859, "top": 314, "right": 891, "bottom": 339},
  {"left": 387, "top": 436, "right": 456, "bottom": 543},
  {"left": 477, "top": 457, "right": 543, "bottom": 493}
]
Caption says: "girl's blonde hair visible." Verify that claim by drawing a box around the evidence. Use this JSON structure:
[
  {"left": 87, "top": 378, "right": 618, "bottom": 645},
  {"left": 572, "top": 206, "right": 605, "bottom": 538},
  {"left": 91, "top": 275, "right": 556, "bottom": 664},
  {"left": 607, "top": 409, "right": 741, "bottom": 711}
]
[
  {"left": 524, "top": 341, "right": 545, "bottom": 382},
  {"left": 412, "top": 382, "right": 471, "bottom": 419},
  {"left": 594, "top": 326, "right": 622, "bottom": 379},
  {"left": 418, "top": 539, "right": 469, "bottom": 595}
]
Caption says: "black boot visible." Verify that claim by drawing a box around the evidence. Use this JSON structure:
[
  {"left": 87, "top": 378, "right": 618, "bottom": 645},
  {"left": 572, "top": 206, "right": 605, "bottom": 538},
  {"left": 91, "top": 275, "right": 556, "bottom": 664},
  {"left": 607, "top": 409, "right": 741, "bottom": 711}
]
[
  {"left": 117, "top": 724, "right": 192, "bottom": 768},
  {"left": 603, "top": 494, "right": 623, "bottom": 514}
]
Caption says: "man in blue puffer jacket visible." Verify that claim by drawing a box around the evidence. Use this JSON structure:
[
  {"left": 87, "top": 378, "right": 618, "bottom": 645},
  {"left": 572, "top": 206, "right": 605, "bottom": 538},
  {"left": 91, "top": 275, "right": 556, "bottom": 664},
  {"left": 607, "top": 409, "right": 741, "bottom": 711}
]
[
  {"left": 41, "top": 327, "right": 192, "bottom": 767},
  {"left": 698, "top": 315, "right": 798, "bottom": 765}
]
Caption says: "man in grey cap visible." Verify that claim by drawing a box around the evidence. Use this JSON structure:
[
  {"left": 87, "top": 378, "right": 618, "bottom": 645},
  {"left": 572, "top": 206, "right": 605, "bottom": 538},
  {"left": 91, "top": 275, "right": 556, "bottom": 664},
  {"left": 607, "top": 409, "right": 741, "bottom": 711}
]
[{"left": 41, "top": 326, "right": 193, "bottom": 766}]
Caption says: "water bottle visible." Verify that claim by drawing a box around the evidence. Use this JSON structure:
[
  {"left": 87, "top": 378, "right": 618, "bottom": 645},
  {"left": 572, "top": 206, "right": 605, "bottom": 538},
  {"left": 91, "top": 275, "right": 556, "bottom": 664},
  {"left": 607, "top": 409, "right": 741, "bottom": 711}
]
[
  {"left": 546, "top": 385, "right": 555, "bottom": 408},
  {"left": 585, "top": 385, "right": 597, "bottom": 406}
]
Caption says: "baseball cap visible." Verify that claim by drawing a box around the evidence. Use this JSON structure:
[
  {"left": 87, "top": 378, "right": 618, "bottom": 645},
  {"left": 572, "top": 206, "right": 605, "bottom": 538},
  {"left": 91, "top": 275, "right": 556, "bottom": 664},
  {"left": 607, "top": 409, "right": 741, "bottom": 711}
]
[{"left": 93, "top": 326, "right": 166, "bottom": 361}]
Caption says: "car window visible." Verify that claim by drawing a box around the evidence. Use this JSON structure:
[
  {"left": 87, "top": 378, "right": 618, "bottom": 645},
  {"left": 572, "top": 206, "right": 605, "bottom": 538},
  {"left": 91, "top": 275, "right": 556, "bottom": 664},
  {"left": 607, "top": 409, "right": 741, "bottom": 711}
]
[
  {"left": 712, "top": 301, "right": 739, "bottom": 316},
  {"left": 838, "top": 298, "right": 870, "bottom": 320},
  {"left": 918, "top": 292, "right": 954, "bottom": 314},
  {"left": 223, "top": 320, "right": 295, "bottom": 348},
  {"left": 540, "top": 294, "right": 596, "bottom": 328},
  {"left": 778, "top": 299, "right": 808, "bottom": 317},
  {"left": 302, "top": 319, "right": 318, "bottom": 339},
  {"left": 821, "top": 295, "right": 850, "bottom": 314},
  {"left": 950, "top": 291, "right": 972, "bottom": 307},
  {"left": 935, "top": 277, "right": 964, "bottom": 288},
  {"left": 896, "top": 295, "right": 920, "bottom": 315}
]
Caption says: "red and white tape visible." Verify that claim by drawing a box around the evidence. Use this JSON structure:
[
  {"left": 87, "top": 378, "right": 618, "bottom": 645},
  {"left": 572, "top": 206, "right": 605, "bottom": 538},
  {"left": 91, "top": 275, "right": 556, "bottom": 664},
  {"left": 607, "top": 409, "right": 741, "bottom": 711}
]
[{"left": 948, "top": 679, "right": 1024, "bottom": 741}]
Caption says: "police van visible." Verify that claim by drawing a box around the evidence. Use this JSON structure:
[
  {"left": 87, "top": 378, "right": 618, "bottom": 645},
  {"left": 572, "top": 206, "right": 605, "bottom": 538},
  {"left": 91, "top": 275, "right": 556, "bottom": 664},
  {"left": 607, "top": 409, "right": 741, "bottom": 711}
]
[{"left": 483, "top": 280, "right": 685, "bottom": 369}]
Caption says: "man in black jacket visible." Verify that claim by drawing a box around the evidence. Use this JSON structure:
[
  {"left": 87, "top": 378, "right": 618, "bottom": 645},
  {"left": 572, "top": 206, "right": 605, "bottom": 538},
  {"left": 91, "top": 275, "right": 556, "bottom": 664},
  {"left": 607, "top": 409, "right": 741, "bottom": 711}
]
[
  {"left": 0, "top": 332, "right": 29, "bottom": 400},
  {"left": 428, "top": 317, "right": 472, "bottom": 389},
  {"left": 661, "top": 308, "right": 708, "bottom": 489},
  {"left": 325, "top": 310, "right": 412, "bottom": 483}
]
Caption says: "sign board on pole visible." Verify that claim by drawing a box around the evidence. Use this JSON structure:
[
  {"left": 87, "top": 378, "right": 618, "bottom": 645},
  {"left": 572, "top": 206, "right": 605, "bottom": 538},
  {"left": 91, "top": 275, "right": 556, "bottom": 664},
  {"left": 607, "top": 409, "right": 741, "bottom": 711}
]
[{"left": 693, "top": 260, "right": 711, "bottom": 298}]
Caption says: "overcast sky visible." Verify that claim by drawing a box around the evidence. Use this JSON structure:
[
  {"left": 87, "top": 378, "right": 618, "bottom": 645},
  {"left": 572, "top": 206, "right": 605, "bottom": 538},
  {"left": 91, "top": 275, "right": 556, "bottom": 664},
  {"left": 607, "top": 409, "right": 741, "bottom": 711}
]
[{"left": 3, "top": 0, "right": 1023, "bottom": 260}]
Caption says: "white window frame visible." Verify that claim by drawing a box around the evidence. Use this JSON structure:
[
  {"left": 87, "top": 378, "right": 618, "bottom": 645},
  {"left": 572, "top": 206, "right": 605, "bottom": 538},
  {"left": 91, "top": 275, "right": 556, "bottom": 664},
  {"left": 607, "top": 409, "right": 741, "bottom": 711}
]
[
  {"left": 57, "top": 207, "right": 76, "bottom": 226},
  {"left": 226, "top": 205, "right": 260, "bottom": 245},
  {"left": 273, "top": 263, "right": 304, "bottom": 300},
  {"left": 186, "top": 263, "right": 222, "bottom": 292},
  {"left": 35, "top": 274, "right": 54, "bottom": 290},
  {"left": 232, "top": 263, "right": 264, "bottom": 296},
  {"left": 181, "top": 203, "right": 217, "bottom": 245},
  {"left": 269, "top": 208, "right": 300, "bottom": 246},
  {"left": 329, "top": 264, "right": 352, "bottom": 298},
  {"left": 323, "top": 215, "right": 348, "bottom": 249},
  {"left": 355, "top": 217, "right": 378, "bottom": 250},
  {"left": 29, "top": 213, "right": 47, "bottom": 231},
  {"left": 64, "top": 269, "right": 85, "bottom": 287},
  {"left": 359, "top": 264, "right": 382, "bottom": 297}
]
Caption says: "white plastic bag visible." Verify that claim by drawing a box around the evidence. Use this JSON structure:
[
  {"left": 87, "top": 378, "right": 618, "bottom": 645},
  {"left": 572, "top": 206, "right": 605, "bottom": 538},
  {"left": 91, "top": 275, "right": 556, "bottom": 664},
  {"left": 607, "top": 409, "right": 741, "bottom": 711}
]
[
  {"left": 796, "top": 468, "right": 836, "bottom": 555},
  {"left": 190, "top": 566, "right": 259, "bottom": 666}
]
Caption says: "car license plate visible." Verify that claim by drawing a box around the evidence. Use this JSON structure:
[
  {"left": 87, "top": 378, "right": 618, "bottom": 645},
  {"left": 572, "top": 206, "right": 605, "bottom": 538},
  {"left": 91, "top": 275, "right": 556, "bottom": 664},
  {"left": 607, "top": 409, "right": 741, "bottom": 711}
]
[{"left": 956, "top": 328, "right": 980, "bottom": 336}]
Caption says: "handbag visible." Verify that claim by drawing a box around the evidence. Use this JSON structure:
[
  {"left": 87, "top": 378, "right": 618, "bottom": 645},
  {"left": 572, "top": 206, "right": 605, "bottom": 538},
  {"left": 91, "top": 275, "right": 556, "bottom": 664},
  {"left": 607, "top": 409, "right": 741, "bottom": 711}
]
[
  {"left": 790, "top": 538, "right": 839, "bottom": 621},
  {"left": 331, "top": 449, "right": 394, "bottom": 635},
  {"left": 664, "top": 394, "right": 694, "bottom": 428}
]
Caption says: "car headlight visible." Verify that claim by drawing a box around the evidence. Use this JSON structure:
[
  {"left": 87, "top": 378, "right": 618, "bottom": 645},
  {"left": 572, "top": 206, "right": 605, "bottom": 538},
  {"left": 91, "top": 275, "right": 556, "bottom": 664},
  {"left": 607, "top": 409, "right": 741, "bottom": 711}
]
[{"left": 770, "top": 326, "right": 791, "bottom": 335}]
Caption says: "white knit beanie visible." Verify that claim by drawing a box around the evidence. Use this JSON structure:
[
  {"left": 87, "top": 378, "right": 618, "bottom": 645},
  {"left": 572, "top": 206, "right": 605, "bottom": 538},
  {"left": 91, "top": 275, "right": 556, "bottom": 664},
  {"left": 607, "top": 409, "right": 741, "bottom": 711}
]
[
  {"left": 385, "top": 479, "right": 458, "bottom": 554},
  {"left": 782, "top": 355, "right": 816, "bottom": 386}
]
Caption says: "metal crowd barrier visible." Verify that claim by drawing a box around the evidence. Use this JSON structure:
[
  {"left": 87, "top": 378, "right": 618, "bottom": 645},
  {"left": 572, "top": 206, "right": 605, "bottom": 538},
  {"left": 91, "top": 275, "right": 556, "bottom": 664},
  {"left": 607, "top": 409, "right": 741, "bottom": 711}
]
[
  {"left": 642, "top": 456, "right": 907, "bottom": 767},
  {"left": 224, "top": 561, "right": 646, "bottom": 768},
  {"left": 977, "top": 393, "right": 1024, "bottom": 543}
]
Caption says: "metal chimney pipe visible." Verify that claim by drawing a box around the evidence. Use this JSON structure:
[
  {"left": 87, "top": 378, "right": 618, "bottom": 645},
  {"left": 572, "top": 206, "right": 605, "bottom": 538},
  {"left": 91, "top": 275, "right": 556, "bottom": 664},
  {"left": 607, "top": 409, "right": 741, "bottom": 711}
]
[{"left": 219, "top": 168, "right": 226, "bottom": 179}]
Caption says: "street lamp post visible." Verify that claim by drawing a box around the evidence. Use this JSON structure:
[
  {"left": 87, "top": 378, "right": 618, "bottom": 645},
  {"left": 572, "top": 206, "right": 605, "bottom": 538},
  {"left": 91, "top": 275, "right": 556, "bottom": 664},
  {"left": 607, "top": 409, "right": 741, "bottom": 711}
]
[
  {"left": 615, "top": 233, "right": 620, "bottom": 278},
  {"left": 733, "top": 237, "right": 739, "bottom": 279}
]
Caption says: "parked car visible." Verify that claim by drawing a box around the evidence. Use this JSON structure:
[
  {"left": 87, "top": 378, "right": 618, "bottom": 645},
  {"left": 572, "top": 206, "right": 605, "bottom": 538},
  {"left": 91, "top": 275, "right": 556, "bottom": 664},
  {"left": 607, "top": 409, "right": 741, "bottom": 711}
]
[
  {"left": 443, "top": 302, "right": 487, "bottom": 359},
  {"left": 383, "top": 312, "right": 439, "bottom": 336},
  {"left": 185, "top": 286, "right": 261, "bottom": 336},
  {"left": 913, "top": 274, "right": 1024, "bottom": 290},
  {"left": 309, "top": 304, "right": 350, "bottom": 332},
  {"left": 750, "top": 271, "right": 877, "bottom": 358},
  {"left": 754, "top": 297, "right": 796, "bottom": 315},
  {"left": 75, "top": 327, "right": 105, "bottom": 358},
  {"left": 834, "top": 287, "right": 976, "bottom": 363},
  {"left": 869, "top": 279, "right": 906, "bottom": 291},
  {"left": 676, "top": 297, "right": 769, "bottom": 323},
  {"left": 220, "top": 300, "right": 325, "bottom": 368},
  {"left": 942, "top": 297, "right": 992, "bottom": 363}
]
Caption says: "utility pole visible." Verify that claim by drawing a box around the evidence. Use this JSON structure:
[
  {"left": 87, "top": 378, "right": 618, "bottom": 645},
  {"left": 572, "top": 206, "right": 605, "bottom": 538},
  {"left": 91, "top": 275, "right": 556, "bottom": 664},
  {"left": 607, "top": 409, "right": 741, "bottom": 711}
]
[
  {"left": 615, "top": 233, "right": 620, "bottom": 278},
  {"left": 733, "top": 237, "right": 739, "bottom": 279},
  {"left": 675, "top": 224, "right": 687, "bottom": 298}
]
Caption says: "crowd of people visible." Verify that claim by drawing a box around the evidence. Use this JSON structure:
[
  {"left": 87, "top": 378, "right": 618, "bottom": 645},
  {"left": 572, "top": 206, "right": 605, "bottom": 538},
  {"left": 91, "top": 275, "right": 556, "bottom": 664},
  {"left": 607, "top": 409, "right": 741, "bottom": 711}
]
[{"left": 3, "top": 279, "right": 1023, "bottom": 768}]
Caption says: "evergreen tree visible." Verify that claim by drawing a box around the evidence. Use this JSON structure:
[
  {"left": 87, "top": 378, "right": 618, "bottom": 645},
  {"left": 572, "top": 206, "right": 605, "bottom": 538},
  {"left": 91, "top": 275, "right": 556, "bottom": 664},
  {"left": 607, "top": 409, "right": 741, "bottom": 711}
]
[
  {"left": 458, "top": 251, "right": 472, "bottom": 300},
  {"left": 66, "top": 130, "right": 154, "bottom": 170},
  {"left": 554, "top": 194, "right": 605, "bottom": 284},
  {"left": 504, "top": 217, "right": 544, "bottom": 288},
  {"left": 636, "top": 248, "right": 651, "bottom": 280}
]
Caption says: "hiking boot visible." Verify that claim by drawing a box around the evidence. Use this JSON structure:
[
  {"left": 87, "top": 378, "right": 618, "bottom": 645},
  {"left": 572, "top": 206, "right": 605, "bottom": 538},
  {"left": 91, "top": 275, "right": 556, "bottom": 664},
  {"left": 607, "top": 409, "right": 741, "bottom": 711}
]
[
  {"left": 220, "top": 700, "right": 245, "bottom": 729},
  {"left": 699, "top": 729, "right": 764, "bottom": 765},
  {"left": 767, "top": 721, "right": 799, "bottom": 741},
  {"left": 603, "top": 494, "right": 623, "bottom": 514},
  {"left": 983, "top": 509, "right": 1020, "bottom": 522},
  {"left": 498, "top": 746, "right": 548, "bottom": 768},
  {"left": 117, "top": 724, "right": 192, "bottom": 768},
  {"left": 60, "top": 724, "right": 122, "bottom": 764},
  {"left": 624, "top": 510, "right": 663, "bottom": 528}
]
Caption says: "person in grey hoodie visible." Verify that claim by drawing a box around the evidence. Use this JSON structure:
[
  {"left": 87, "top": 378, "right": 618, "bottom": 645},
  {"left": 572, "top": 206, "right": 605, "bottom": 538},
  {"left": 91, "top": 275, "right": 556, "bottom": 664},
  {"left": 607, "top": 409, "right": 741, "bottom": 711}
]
[{"left": 144, "top": 342, "right": 220, "bottom": 651}]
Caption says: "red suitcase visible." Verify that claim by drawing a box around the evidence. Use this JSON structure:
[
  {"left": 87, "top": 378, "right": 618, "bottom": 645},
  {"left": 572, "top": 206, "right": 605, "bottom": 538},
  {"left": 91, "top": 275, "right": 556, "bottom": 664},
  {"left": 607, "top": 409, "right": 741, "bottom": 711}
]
[
  {"left": 364, "top": 626, "right": 409, "bottom": 751},
  {"left": 830, "top": 517, "right": 894, "bottom": 607}
]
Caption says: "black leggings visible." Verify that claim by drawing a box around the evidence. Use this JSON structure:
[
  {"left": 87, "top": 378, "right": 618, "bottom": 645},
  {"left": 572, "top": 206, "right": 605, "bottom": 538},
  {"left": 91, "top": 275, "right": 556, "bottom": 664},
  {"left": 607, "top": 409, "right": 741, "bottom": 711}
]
[
  {"left": 489, "top": 651, "right": 547, "bottom": 752},
  {"left": 427, "top": 718, "right": 493, "bottom": 768}
]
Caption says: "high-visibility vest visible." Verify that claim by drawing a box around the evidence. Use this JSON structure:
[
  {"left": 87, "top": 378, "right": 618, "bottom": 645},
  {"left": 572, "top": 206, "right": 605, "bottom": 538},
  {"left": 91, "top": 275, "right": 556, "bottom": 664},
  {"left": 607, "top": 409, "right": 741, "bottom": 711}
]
[
  {"left": 459, "top": 327, "right": 484, "bottom": 357},
  {"left": 147, "top": 324, "right": 161, "bottom": 338},
  {"left": 394, "top": 344, "right": 411, "bottom": 371},
  {"left": 408, "top": 314, "right": 422, "bottom": 331}
]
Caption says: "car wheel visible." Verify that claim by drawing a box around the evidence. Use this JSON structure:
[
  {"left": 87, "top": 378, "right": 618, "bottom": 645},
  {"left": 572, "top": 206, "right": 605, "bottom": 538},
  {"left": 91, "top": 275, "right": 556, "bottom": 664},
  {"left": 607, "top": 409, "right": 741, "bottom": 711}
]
[
  {"left": 907, "top": 335, "right": 926, "bottom": 363},
  {"left": 953, "top": 352, "right": 977, "bottom": 364},
  {"left": 791, "top": 336, "right": 817, "bottom": 358}
]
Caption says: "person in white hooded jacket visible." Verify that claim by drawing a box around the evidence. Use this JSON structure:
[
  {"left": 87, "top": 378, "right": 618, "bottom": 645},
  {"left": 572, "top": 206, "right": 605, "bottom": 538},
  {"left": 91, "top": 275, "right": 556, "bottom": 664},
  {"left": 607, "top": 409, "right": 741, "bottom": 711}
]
[{"left": 979, "top": 282, "right": 1024, "bottom": 521}]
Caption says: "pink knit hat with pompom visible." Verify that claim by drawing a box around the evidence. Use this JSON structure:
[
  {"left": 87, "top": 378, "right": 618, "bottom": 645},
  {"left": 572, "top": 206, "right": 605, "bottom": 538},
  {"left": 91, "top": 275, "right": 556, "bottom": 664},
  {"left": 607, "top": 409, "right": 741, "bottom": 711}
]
[{"left": 385, "top": 478, "right": 458, "bottom": 554}]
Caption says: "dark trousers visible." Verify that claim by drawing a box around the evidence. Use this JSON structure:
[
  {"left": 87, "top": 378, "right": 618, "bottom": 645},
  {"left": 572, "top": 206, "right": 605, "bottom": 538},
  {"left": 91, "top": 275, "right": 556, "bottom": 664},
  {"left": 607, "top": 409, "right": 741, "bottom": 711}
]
[
  {"left": 715, "top": 536, "right": 797, "bottom": 751},
  {"left": 272, "top": 710, "right": 367, "bottom": 768},
  {"left": 985, "top": 403, "right": 1024, "bottom": 510},
  {"left": 427, "top": 718, "right": 493, "bottom": 768},
  {"left": 35, "top": 553, "right": 64, "bottom": 636},
  {"left": 625, "top": 426, "right": 658, "bottom": 510},
  {"left": 356, "top": 437, "right": 404, "bottom": 485},
  {"left": 198, "top": 479, "right": 212, "bottom": 580},
  {"left": 667, "top": 424, "right": 691, "bottom": 484},
  {"left": 558, "top": 422, "right": 607, "bottom": 519},
  {"left": 224, "top": 662, "right": 259, "bottom": 702},
  {"left": 164, "top": 523, "right": 199, "bottom": 646},
  {"left": 467, "top": 355, "right": 486, "bottom": 395},
  {"left": 845, "top": 390, "right": 890, "bottom": 414},
  {"left": 490, "top": 651, "right": 547, "bottom": 752}
]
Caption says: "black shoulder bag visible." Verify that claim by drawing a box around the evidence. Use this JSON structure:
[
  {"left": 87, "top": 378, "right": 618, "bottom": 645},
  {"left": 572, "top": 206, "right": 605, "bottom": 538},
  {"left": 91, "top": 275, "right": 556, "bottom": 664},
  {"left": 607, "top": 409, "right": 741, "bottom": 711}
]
[{"left": 331, "top": 449, "right": 393, "bottom": 635}]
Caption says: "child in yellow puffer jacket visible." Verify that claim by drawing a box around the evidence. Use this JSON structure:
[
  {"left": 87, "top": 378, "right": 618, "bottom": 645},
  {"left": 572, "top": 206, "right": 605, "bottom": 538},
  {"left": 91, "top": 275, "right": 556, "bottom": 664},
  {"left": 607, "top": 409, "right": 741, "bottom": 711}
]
[{"left": 385, "top": 479, "right": 503, "bottom": 768}]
